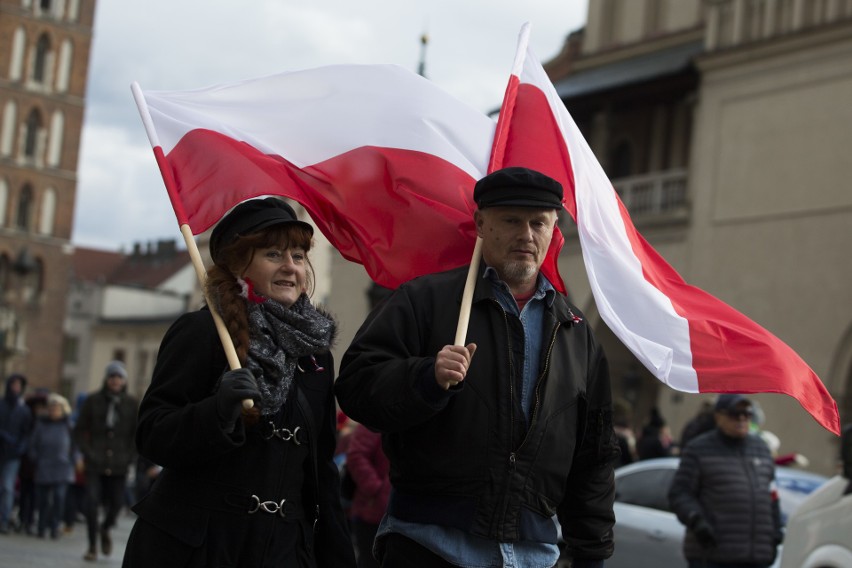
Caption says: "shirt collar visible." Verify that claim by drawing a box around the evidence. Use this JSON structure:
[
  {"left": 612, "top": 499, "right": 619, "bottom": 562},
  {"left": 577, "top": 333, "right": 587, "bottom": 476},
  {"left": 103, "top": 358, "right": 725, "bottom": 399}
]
[{"left": 483, "top": 265, "right": 556, "bottom": 308}]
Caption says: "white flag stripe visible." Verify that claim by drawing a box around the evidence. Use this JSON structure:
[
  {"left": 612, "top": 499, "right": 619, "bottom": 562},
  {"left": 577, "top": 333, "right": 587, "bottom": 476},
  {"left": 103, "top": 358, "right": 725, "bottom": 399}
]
[
  {"left": 141, "top": 64, "right": 495, "bottom": 179},
  {"left": 521, "top": 48, "right": 699, "bottom": 391}
]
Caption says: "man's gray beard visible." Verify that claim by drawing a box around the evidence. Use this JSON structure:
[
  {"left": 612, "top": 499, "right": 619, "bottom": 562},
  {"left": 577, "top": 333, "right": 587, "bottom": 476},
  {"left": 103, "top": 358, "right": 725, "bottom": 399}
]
[{"left": 500, "top": 260, "right": 538, "bottom": 287}]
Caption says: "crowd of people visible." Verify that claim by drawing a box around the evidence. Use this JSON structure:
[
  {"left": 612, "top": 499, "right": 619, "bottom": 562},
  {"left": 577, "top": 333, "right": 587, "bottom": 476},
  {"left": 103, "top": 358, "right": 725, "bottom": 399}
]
[
  {"left": 0, "top": 361, "right": 153, "bottom": 562},
  {"left": 0, "top": 170, "right": 847, "bottom": 568}
]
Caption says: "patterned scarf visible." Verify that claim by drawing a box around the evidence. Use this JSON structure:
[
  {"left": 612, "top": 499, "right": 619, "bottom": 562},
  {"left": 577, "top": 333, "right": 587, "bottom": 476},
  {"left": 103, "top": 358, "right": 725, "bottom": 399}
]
[{"left": 242, "top": 285, "right": 336, "bottom": 417}]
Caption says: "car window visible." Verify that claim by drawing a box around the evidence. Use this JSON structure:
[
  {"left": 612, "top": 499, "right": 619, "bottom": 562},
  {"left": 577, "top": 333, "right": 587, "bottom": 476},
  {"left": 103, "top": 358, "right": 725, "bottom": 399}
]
[{"left": 616, "top": 468, "right": 676, "bottom": 512}]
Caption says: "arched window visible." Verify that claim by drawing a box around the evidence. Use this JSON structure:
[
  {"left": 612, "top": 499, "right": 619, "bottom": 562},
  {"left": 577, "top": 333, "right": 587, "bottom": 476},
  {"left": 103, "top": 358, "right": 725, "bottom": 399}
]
[
  {"left": 38, "top": 187, "right": 56, "bottom": 235},
  {"left": 10, "top": 28, "right": 26, "bottom": 81},
  {"left": 47, "top": 110, "right": 63, "bottom": 167},
  {"left": 23, "top": 108, "right": 42, "bottom": 158},
  {"left": 40, "top": 0, "right": 52, "bottom": 12},
  {"left": 56, "top": 39, "right": 72, "bottom": 92},
  {"left": 0, "top": 178, "right": 8, "bottom": 226},
  {"left": 17, "top": 184, "right": 34, "bottom": 230},
  {"left": 0, "top": 254, "right": 9, "bottom": 297},
  {"left": 1, "top": 101, "right": 17, "bottom": 156},
  {"left": 33, "top": 34, "right": 51, "bottom": 83}
]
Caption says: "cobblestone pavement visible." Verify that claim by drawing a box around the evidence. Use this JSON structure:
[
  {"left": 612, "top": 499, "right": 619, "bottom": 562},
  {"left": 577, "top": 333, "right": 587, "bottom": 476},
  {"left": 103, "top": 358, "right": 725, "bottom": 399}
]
[{"left": 0, "top": 513, "right": 134, "bottom": 568}]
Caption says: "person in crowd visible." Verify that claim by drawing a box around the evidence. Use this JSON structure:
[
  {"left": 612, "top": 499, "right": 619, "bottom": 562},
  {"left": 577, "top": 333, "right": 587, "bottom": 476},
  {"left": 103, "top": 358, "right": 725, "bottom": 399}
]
[
  {"left": 336, "top": 167, "right": 618, "bottom": 568},
  {"left": 346, "top": 423, "right": 391, "bottom": 568},
  {"left": 680, "top": 400, "right": 716, "bottom": 450},
  {"left": 74, "top": 361, "right": 139, "bottom": 561},
  {"left": 0, "top": 373, "right": 32, "bottom": 534},
  {"left": 613, "top": 398, "right": 637, "bottom": 467},
  {"left": 636, "top": 407, "right": 674, "bottom": 460},
  {"left": 62, "top": 392, "right": 88, "bottom": 535},
  {"left": 669, "top": 394, "right": 783, "bottom": 568},
  {"left": 27, "top": 393, "right": 75, "bottom": 539},
  {"left": 122, "top": 198, "right": 355, "bottom": 567},
  {"left": 15, "top": 389, "right": 48, "bottom": 535}
]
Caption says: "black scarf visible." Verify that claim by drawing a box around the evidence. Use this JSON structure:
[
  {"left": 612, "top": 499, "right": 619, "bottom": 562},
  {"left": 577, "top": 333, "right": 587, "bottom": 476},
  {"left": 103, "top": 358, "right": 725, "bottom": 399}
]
[{"left": 244, "top": 294, "right": 335, "bottom": 417}]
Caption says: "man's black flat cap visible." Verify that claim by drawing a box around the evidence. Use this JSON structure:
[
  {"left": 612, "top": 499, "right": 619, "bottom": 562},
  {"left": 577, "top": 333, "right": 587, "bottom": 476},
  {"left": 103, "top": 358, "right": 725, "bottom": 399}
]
[{"left": 473, "top": 167, "right": 563, "bottom": 210}]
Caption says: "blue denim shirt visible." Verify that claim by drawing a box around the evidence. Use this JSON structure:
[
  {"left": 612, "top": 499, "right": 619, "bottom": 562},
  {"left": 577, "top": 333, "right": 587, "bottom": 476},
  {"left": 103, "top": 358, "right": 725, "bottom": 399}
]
[{"left": 377, "top": 269, "right": 560, "bottom": 568}]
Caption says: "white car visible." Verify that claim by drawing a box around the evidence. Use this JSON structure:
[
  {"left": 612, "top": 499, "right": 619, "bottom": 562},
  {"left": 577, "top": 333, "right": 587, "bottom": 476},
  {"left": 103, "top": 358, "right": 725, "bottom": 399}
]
[
  {"left": 601, "top": 457, "right": 827, "bottom": 568},
  {"left": 779, "top": 475, "right": 852, "bottom": 568}
]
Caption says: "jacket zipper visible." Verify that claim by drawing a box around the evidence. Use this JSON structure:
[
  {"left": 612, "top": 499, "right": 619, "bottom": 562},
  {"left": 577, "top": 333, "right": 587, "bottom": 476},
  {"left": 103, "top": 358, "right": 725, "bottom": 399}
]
[{"left": 493, "top": 296, "right": 564, "bottom": 533}]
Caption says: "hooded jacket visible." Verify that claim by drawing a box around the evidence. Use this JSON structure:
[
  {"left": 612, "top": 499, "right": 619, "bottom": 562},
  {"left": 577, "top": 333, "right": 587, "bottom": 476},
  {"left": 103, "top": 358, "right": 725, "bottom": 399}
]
[
  {"left": 72, "top": 373, "right": 138, "bottom": 476},
  {"left": 335, "top": 264, "right": 618, "bottom": 561},
  {"left": 0, "top": 374, "right": 32, "bottom": 462}
]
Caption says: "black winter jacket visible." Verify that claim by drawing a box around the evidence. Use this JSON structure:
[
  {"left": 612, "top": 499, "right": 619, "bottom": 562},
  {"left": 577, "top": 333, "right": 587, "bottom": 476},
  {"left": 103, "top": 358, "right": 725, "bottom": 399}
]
[
  {"left": 73, "top": 383, "right": 138, "bottom": 477},
  {"left": 335, "top": 265, "right": 617, "bottom": 561},
  {"left": 668, "top": 429, "right": 783, "bottom": 565},
  {"left": 123, "top": 309, "right": 355, "bottom": 568}
]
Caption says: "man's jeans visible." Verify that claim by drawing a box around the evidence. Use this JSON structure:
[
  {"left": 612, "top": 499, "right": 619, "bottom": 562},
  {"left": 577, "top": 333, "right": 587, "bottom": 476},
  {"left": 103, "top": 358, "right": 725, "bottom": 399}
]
[{"left": 0, "top": 459, "right": 22, "bottom": 527}]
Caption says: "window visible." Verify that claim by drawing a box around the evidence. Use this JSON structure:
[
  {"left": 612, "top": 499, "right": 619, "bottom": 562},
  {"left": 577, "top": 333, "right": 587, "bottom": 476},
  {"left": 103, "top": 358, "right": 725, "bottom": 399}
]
[
  {"left": 16, "top": 185, "right": 33, "bottom": 230},
  {"left": 38, "top": 187, "right": 56, "bottom": 235},
  {"left": 24, "top": 108, "right": 42, "bottom": 158},
  {"left": 33, "top": 34, "right": 51, "bottom": 83},
  {"left": 56, "top": 39, "right": 72, "bottom": 92},
  {"left": 10, "top": 28, "right": 26, "bottom": 81},
  {"left": 615, "top": 467, "right": 676, "bottom": 512},
  {"left": 47, "top": 111, "right": 63, "bottom": 166},
  {"left": 610, "top": 141, "right": 634, "bottom": 179},
  {"left": 1, "top": 101, "right": 17, "bottom": 156},
  {"left": 112, "top": 349, "right": 126, "bottom": 363},
  {"left": 0, "top": 178, "right": 7, "bottom": 226}
]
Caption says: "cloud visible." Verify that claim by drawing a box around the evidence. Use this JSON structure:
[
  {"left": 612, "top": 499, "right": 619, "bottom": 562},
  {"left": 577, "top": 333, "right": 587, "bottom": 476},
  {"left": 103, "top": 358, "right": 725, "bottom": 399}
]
[{"left": 73, "top": 0, "right": 588, "bottom": 251}]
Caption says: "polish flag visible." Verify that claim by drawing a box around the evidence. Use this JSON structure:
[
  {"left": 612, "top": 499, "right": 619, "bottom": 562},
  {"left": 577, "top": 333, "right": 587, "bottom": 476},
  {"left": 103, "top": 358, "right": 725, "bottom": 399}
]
[
  {"left": 493, "top": 25, "right": 839, "bottom": 434},
  {"left": 131, "top": 65, "right": 566, "bottom": 292}
]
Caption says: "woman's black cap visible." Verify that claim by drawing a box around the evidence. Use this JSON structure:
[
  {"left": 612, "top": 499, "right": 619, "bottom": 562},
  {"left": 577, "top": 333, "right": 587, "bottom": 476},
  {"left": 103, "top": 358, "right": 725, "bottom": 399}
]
[
  {"left": 473, "top": 167, "right": 563, "bottom": 210},
  {"left": 209, "top": 197, "right": 313, "bottom": 264}
]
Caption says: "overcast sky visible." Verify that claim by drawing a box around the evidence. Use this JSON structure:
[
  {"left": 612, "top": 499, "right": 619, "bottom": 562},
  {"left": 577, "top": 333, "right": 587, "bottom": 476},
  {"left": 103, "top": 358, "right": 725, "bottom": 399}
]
[{"left": 71, "top": 0, "right": 589, "bottom": 251}]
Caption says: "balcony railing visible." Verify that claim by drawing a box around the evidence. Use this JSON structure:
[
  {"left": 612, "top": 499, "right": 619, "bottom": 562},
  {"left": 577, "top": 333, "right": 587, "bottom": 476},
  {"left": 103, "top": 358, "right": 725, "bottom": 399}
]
[{"left": 613, "top": 169, "right": 690, "bottom": 220}]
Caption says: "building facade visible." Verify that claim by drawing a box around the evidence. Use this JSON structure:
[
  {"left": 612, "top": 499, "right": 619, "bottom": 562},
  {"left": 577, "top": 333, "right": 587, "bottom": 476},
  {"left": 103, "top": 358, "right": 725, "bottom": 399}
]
[
  {"left": 544, "top": 0, "right": 852, "bottom": 473},
  {"left": 63, "top": 240, "right": 194, "bottom": 400},
  {"left": 0, "top": 0, "right": 96, "bottom": 389}
]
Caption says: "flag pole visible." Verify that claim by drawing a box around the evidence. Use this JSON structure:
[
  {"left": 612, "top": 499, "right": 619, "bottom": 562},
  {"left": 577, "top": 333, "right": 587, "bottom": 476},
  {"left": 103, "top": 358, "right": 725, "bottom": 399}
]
[
  {"left": 453, "top": 23, "right": 530, "bottom": 346},
  {"left": 131, "top": 82, "right": 252, "bottom": 409}
]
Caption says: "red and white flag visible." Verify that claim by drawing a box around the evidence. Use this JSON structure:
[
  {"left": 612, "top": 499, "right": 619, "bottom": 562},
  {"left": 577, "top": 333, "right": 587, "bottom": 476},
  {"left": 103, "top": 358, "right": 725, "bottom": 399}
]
[
  {"left": 131, "top": 65, "right": 567, "bottom": 292},
  {"left": 493, "top": 24, "right": 839, "bottom": 434}
]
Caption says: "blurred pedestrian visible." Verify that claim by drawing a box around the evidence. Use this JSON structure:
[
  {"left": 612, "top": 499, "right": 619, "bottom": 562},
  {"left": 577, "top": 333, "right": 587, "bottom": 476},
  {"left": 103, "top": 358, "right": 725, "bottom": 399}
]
[
  {"left": 613, "top": 398, "right": 637, "bottom": 467},
  {"left": 74, "top": 361, "right": 138, "bottom": 561},
  {"left": 680, "top": 400, "right": 715, "bottom": 450},
  {"left": 669, "top": 394, "right": 782, "bottom": 568},
  {"left": 346, "top": 423, "right": 390, "bottom": 568},
  {"left": 0, "top": 373, "right": 31, "bottom": 533},
  {"left": 27, "top": 393, "right": 75, "bottom": 539},
  {"left": 636, "top": 407, "right": 674, "bottom": 460},
  {"left": 62, "top": 393, "right": 87, "bottom": 534},
  {"left": 13, "top": 387, "right": 47, "bottom": 534}
]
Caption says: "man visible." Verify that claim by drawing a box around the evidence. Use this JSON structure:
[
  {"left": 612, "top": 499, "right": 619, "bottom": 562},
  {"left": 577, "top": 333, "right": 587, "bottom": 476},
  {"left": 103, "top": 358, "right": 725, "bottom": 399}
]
[
  {"left": 0, "top": 374, "right": 32, "bottom": 533},
  {"left": 669, "top": 394, "right": 783, "bottom": 568},
  {"left": 73, "top": 361, "right": 138, "bottom": 562},
  {"left": 336, "top": 167, "right": 618, "bottom": 568}
]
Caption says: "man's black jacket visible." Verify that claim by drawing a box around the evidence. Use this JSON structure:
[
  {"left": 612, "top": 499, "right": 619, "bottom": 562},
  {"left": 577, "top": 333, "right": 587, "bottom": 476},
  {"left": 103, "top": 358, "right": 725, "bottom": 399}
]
[{"left": 335, "top": 264, "right": 617, "bottom": 560}]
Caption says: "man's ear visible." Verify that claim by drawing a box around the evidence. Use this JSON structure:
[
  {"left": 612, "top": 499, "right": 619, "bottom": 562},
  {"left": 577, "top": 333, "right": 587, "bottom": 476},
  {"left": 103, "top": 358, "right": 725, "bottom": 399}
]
[{"left": 474, "top": 209, "right": 485, "bottom": 238}]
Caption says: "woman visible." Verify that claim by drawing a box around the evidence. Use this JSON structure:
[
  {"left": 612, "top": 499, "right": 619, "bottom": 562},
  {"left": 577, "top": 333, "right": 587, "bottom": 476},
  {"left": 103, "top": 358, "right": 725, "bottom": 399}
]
[
  {"left": 123, "top": 198, "right": 356, "bottom": 567},
  {"left": 27, "top": 393, "right": 75, "bottom": 539}
]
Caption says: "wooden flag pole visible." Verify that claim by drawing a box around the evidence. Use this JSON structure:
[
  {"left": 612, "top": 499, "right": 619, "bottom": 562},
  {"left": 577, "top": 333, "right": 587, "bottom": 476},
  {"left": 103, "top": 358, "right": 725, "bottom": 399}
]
[
  {"left": 132, "top": 82, "right": 252, "bottom": 410},
  {"left": 453, "top": 24, "right": 530, "bottom": 347}
]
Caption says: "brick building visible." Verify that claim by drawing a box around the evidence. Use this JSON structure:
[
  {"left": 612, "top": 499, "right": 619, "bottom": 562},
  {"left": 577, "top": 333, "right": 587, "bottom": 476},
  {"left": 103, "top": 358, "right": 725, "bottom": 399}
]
[{"left": 0, "top": 0, "right": 96, "bottom": 388}]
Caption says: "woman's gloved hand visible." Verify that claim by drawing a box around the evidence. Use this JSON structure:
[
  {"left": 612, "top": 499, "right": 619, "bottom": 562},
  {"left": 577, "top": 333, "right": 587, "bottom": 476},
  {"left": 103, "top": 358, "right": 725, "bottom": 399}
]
[{"left": 215, "top": 368, "right": 260, "bottom": 430}]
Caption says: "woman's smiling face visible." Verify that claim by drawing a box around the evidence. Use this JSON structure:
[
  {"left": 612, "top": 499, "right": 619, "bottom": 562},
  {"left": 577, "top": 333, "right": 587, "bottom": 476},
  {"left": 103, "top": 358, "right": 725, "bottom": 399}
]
[{"left": 242, "top": 245, "right": 307, "bottom": 307}]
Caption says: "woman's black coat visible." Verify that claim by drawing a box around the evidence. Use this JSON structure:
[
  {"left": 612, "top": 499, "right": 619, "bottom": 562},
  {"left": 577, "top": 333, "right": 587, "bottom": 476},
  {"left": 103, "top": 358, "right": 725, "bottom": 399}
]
[{"left": 122, "top": 308, "right": 355, "bottom": 568}]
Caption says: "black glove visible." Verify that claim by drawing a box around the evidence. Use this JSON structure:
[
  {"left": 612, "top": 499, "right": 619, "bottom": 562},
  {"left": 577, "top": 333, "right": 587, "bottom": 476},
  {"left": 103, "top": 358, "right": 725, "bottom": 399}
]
[
  {"left": 690, "top": 516, "right": 717, "bottom": 549},
  {"left": 215, "top": 368, "right": 260, "bottom": 430}
]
